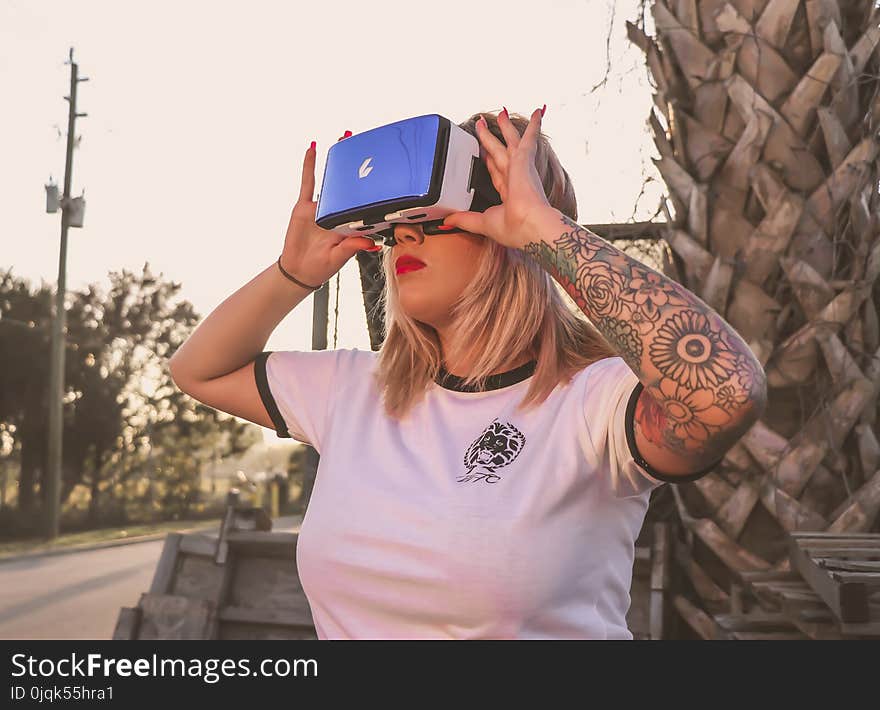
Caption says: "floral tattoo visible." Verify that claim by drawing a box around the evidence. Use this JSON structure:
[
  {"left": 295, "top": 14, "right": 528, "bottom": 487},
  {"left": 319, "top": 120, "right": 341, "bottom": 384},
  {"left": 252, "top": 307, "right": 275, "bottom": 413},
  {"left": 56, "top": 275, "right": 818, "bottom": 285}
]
[{"left": 522, "top": 213, "right": 766, "bottom": 465}]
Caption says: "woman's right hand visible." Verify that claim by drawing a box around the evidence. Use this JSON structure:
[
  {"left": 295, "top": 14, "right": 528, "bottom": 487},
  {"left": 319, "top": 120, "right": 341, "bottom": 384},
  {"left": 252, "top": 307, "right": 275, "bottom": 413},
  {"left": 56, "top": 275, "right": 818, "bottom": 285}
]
[{"left": 279, "top": 132, "right": 382, "bottom": 288}]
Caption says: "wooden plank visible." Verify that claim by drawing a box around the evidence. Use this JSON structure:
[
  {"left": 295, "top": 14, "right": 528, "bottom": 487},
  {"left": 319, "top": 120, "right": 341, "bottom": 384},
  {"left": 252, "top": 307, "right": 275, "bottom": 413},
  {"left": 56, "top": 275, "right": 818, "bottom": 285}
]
[
  {"left": 790, "top": 531, "right": 880, "bottom": 541},
  {"left": 111, "top": 607, "right": 141, "bottom": 640},
  {"left": 838, "top": 620, "right": 880, "bottom": 636},
  {"left": 730, "top": 630, "right": 808, "bottom": 640},
  {"left": 219, "top": 603, "right": 314, "bottom": 629},
  {"left": 178, "top": 533, "right": 218, "bottom": 558},
  {"left": 149, "top": 533, "right": 182, "bottom": 595},
  {"left": 740, "top": 569, "right": 802, "bottom": 583},
  {"left": 673, "top": 594, "right": 717, "bottom": 640},
  {"left": 214, "top": 502, "right": 237, "bottom": 565},
  {"left": 226, "top": 531, "right": 299, "bottom": 559},
  {"left": 214, "top": 538, "right": 238, "bottom": 614},
  {"left": 745, "top": 572, "right": 852, "bottom": 639},
  {"left": 218, "top": 622, "right": 318, "bottom": 641},
  {"left": 229, "top": 556, "right": 307, "bottom": 608},
  {"left": 824, "top": 571, "right": 880, "bottom": 584},
  {"left": 816, "top": 560, "right": 880, "bottom": 572},
  {"left": 786, "top": 607, "right": 845, "bottom": 640},
  {"left": 691, "top": 517, "right": 771, "bottom": 574},
  {"left": 585, "top": 221, "right": 667, "bottom": 241},
  {"left": 675, "top": 546, "right": 729, "bottom": 606},
  {"left": 807, "top": 548, "right": 880, "bottom": 557},
  {"left": 649, "top": 523, "right": 670, "bottom": 640},
  {"left": 714, "top": 610, "right": 799, "bottom": 632},
  {"left": 137, "top": 593, "right": 216, "bottom": 640},
  {"left": 171, "top": 553, "right": 225, "bottom": 601},
  {"left": 789, "top": 537, "right": 871, "bottom": 623},
  {"left": 650, "top": 523, "right": 669, "bottom": 591}
]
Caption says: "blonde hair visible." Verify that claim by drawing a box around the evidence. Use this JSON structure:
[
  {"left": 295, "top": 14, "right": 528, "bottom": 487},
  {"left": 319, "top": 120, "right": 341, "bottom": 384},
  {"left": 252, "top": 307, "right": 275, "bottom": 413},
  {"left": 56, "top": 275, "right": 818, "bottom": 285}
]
[{"left": 373, "top": 110, "right": 615, "bottom": 419}]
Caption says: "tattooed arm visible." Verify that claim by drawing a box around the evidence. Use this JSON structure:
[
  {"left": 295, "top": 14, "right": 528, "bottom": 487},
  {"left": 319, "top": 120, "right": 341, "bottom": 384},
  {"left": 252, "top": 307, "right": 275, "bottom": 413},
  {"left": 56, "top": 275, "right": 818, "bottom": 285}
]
[{"left": 520, "top": 206, "right": 768, "bottom": 477}]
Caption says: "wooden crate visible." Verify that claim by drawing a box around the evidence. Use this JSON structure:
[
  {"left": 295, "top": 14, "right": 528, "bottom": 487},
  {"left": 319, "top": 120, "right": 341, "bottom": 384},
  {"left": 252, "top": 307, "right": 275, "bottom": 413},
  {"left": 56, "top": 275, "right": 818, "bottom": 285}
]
[
  {"left": 113, "top": 529, "right": 316, "bottom": 640},
  {"left": 787, "top": 532, "right": 880, "bottom": 626},
  {"left": 117, "top": 507, "right": 666, "bottom": 640}
]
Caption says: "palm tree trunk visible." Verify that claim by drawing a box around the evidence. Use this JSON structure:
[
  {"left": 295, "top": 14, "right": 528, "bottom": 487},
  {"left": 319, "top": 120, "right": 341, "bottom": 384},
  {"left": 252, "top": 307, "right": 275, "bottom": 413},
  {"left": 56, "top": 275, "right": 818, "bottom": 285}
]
[{"left": 628, "top": 0, "right": 880, "bottom": 624}]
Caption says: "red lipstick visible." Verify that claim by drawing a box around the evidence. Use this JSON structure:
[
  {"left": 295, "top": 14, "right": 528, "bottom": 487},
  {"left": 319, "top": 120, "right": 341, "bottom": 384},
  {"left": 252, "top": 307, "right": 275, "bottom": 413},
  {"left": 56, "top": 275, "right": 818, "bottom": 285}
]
[{"left": 396, "top": 255, "right": 426, "bottom": 274}]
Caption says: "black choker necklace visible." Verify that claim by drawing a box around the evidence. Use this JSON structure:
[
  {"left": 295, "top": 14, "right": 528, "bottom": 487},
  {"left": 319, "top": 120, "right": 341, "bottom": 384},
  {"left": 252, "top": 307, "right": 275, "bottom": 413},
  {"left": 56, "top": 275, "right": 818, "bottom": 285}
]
[{"left": 435, "top": 359, "right": 538, "bottom": 393}]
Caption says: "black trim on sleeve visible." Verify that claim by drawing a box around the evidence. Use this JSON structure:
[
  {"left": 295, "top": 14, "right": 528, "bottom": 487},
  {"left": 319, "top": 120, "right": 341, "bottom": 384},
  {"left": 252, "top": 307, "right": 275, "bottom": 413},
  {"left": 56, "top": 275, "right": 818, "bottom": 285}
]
[
  {"left": 624, "top": 381, "right": 722, "bottom": 484},
  {"left": 254, "top": 351, "right": 291, "bottom": 439}
]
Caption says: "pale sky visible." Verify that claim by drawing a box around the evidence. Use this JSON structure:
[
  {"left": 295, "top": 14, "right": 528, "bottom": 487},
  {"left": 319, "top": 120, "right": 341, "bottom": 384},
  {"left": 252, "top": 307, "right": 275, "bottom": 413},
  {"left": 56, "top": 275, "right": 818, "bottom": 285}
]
[{"left": 1, "top": 0, "right": 662, "bottom": 441}]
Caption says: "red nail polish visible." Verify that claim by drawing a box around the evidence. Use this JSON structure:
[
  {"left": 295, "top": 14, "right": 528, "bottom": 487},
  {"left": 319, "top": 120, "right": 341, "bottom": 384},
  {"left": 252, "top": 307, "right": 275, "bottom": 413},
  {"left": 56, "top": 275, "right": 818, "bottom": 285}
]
[
  {"left": 502, "top": 106, "right": 509, "bottom": 118},
  {"left": 437, "top": 225, "right": 456, "bottom": 231},
  {"left": 540, "top": 104, "right": 546, "bottom": 117},
  {"left": 343, "top": 130, "right": 353, "bottom": 138},
  {"left": 309, "top": 140, "right": 316, "bottom": 150}
]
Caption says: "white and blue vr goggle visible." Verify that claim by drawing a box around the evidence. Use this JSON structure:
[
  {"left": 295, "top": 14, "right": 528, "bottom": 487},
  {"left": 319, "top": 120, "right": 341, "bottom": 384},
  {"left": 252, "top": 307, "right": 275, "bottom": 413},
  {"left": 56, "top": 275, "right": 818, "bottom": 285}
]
[{"left": 315, "top": 114, "right": 502, "bottom": 247}]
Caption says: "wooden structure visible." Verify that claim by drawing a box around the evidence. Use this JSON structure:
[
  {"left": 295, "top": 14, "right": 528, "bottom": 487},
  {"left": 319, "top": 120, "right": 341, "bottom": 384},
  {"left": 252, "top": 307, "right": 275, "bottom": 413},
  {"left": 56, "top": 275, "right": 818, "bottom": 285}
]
[
  {"left": 113, "top": 505, "right": 316, "bottom": 640},
  {"left": 115, "top": 503, "right": 672, "bottom": 639},
  {"left": 671, "top": 525, "right": 880, "bottom": 639}
]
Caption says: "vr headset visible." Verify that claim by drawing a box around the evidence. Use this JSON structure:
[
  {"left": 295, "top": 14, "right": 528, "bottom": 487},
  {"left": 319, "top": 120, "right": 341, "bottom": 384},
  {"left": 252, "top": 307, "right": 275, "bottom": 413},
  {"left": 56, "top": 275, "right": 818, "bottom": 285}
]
[{"left": 315, "top": 114, "right": 502, "bottom": 247}]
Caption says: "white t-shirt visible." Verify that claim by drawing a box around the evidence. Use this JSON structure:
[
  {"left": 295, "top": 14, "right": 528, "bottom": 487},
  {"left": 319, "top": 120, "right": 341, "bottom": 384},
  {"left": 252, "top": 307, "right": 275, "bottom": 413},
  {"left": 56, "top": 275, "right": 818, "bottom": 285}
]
[{"left": 254, "top": 348, "right": 711, "bottom": 639}]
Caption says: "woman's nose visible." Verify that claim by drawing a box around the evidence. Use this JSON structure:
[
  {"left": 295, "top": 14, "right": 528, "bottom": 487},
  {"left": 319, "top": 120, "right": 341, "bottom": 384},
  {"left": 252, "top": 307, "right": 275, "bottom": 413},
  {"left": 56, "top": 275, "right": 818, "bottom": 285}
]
[{"left": 393, "top": 224, "right": 425, "bottom": 245}]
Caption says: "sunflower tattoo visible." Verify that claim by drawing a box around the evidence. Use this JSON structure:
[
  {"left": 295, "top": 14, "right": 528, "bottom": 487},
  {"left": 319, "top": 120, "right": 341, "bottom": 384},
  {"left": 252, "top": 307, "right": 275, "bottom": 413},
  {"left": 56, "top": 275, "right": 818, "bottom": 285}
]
[
  {"left": 519, "top": 211, "right": 765, "bottom": 465},
  {"left": 649, "top": 311, "right": 738, "bottom": 390}
]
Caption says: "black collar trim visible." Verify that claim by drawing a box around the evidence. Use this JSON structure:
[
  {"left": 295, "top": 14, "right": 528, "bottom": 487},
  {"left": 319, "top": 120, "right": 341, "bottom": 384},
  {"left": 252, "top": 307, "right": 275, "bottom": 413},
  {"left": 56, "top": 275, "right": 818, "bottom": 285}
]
[{"left": 435, "top": 359, "right": 538, "bottom": 392}]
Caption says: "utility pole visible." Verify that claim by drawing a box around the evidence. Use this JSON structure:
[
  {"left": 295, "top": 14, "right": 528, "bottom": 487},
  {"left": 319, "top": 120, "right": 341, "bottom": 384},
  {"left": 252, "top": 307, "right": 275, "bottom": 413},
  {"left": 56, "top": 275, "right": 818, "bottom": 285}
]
[{"left": 45, "top": 47, "right": 88, "bottom": 539}]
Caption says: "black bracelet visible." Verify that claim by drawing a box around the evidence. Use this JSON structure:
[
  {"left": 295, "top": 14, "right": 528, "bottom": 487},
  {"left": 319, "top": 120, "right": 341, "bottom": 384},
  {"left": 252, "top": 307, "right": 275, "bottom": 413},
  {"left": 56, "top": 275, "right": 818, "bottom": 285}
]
[{"left": 276, "top": 257, "right": 325, "bottom": 291}]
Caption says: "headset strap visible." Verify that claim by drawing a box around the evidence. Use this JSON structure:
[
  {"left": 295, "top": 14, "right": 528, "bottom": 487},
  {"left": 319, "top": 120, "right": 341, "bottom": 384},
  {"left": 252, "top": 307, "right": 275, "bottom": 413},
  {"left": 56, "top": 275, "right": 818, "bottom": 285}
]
[{"left": 468, "top": 157, "right": 502, "bottom": 213}]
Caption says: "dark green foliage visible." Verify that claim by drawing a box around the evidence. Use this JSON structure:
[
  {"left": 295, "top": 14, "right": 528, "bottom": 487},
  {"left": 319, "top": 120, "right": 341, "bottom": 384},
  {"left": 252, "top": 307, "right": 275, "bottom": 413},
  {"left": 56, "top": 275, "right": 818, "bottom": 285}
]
[{"left": 0, "top": 265, "right": 261, "bottom": 536}]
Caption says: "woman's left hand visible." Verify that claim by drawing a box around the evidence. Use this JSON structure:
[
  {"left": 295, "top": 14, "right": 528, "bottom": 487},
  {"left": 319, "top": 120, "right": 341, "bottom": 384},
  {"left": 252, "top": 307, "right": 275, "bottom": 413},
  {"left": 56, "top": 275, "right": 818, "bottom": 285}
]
[{"left": 441, "top": 107, "right": 553, "bottom": 250}]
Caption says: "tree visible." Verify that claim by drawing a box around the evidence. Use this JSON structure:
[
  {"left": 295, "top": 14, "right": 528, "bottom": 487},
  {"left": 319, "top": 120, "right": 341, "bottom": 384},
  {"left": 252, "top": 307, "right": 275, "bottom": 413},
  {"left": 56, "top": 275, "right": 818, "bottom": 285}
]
[
  {"left": 626, "top": 0, "right": 880, "bottom": 624},
  {"left": 0, "top": 266, "right": 262, "bottom": 533}
]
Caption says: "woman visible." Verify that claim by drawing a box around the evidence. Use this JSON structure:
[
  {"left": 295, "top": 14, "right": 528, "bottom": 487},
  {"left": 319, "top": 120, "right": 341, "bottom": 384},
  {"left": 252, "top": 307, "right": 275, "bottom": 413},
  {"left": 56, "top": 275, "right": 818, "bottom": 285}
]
[{"left": 169, "top": 107, "right": 767, "bottom": 639}]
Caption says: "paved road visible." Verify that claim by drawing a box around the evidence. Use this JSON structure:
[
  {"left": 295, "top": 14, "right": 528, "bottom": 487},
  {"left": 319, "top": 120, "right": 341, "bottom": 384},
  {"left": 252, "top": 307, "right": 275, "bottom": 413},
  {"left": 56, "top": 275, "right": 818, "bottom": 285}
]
[{"left": 0, "top": 516, "right": 302, "bottom": 640}]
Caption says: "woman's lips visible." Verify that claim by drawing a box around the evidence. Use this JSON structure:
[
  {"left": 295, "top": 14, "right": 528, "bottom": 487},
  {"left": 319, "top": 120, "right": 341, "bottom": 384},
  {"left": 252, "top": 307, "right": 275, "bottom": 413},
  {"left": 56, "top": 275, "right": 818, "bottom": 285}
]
[{"left": 396, "top": 257, "right": 426, "bottom": 275}]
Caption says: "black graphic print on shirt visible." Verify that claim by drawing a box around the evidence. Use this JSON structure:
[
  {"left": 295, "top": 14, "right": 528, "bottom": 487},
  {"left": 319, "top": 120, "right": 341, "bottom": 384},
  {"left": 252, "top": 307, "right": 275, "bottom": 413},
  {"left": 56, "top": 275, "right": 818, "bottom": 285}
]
[{"left": 457, "top": 418, "right": 526, "bottom": 484}]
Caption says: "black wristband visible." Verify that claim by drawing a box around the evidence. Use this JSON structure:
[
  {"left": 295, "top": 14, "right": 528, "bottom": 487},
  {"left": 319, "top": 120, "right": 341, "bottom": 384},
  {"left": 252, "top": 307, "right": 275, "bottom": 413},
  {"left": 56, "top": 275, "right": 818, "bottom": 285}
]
[{"left": 276, "top": 257, "right": 325, "bottom": 291}]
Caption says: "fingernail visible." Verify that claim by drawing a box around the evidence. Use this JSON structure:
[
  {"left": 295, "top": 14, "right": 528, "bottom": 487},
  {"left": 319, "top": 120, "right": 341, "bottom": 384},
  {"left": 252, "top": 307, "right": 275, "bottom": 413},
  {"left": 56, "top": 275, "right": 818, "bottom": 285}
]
[
  {"left": 309, "top": 140, "right": 316, "bottom": 150},
  {"left": 502, "top": 106, "right": 509, "bottom": 118},
  {"left": 436, "top": 225, "right": 456, "bottom": 231},
  {"left": 343, "top": 130, "right": 353, "bottom": 138},
  {"left": 540, "top": 104, "right": 546, "bottom": 117},
  {"left": 366, "top": 245, "right": 382, "bottom": 251}
]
